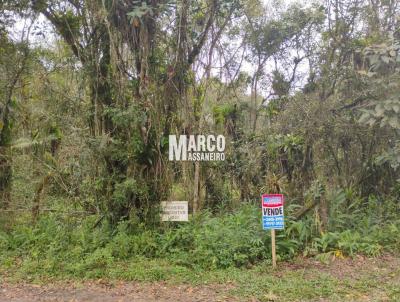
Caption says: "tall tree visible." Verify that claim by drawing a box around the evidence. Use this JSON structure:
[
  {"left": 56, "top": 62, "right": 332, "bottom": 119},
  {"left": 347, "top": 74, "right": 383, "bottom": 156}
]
[{"left": 0, "top": 29, "right": 30, "bottom": 207}]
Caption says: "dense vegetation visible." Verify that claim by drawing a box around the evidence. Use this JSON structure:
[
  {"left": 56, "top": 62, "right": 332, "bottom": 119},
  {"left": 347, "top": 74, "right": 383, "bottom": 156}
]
[{"left": 0, "top": 0, "right": 399, "bottom": 280}]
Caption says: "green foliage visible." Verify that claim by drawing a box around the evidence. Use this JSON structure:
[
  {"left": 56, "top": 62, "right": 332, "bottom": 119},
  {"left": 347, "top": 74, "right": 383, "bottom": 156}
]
[
  {"left": 110, "top": 178, "right": 149, "bottom": 220},
  {"left": 55, "top": 10, "right": 81, "bottom": 39},
  {"left": 212, "top": 103, "right": 236, "bottom": 125},
  {"left": 1, "top": 196, "right": 399, "bottom": 281},
  {"left": 359, "top": 99, "right": 400, "bottom": 129},
  {"left": 311, "top": 230, "right": 382, "bottom": 257},
  {"left": 363, "top": 39, "right": 400, "bottom": 74},
  {"left": 1, "top": 0, "right": 400, "bottom": 289},
  {"left": 127, "top": 3, "right": 153, "bottom": 19},
  {"left": 160, "top": 205, "right": 272, "bottom": 268},
  {"left": 271, "top": 70, "right": 290, "bottom": 96},
  {"left": 357, "top": 38, "right": 400, "bottom": 170}
]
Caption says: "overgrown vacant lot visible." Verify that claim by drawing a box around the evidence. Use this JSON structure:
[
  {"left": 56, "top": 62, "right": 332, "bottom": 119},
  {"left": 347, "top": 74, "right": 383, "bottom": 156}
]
[
  {"left": 1, "top": 254, "right": 399, "bottom": 302},
  {"left": 1, "top": 203, "right": 399, "bottom": 301},
  {"left": 1, "top": 0, "right": 400, "bottom": 301}
]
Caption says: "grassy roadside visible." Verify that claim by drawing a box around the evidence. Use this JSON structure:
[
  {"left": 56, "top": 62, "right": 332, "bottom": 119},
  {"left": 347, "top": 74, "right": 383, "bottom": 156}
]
[
  {"left": 1, "top": 254, "right": 399, "bottom": 301},
  {"left": 1, "top": 204, "right": 399, "bottom": 301}
]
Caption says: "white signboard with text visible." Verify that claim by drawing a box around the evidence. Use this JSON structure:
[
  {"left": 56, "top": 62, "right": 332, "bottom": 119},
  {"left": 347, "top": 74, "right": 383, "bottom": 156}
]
[{"left": 161, "top": 201, "right": 188, "bottom": 221}]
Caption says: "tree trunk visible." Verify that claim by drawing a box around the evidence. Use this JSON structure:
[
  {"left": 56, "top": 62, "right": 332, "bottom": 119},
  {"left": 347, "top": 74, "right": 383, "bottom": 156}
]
[
  {"left": 193, "top": 161, "right": 200, "bottom": 214},
  {"left": 0, "top": 148, "right": 11, "bottom": 209},
  {"left": 318, "top": 195, "right": 329, "bottom": 233},
  {"left": 0, "top": 103, "right": 13, "bottom": 209},
  {"left": 32, "top": 174, "right": 51, "bottom": 223}
]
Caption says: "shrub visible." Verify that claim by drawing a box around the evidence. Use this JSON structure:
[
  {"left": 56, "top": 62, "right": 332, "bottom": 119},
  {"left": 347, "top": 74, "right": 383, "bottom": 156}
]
[{"left": 0, "top": 196, "right": 399, "bottom": 278}]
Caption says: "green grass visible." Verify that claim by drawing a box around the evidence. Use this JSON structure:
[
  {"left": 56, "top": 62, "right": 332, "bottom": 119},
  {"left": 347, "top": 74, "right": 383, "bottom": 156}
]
[{"left": 2, "top": 255, "right": 399, "bottom": 301}]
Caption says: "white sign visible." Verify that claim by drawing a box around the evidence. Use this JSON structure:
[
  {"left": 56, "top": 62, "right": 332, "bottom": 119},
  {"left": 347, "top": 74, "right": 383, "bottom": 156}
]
[{"left": 161, "top": 201, "right": 188, "bottom": 221}]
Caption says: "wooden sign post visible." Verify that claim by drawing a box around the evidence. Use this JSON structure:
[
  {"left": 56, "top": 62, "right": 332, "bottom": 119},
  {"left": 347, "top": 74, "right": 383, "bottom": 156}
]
[
  {"left": 271, "top": 229, "right": 276, "bottom": 268},
  {"left": 262, "top": 194, "right": 284, "bottom": 269}
]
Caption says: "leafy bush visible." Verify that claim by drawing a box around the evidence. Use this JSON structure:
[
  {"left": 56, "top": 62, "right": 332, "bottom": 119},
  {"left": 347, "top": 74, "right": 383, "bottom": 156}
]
[
  {"left": 0, "top": 197, "right": 399, "bottom": 279},
  {"left": 159, "top": 205, "right": 271, "bottom": 268}
]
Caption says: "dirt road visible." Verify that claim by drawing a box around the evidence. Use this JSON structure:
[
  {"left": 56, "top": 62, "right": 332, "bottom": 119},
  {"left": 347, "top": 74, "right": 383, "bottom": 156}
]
[{"left": 0, "top": 281, "right": 237, "bottom": 302}]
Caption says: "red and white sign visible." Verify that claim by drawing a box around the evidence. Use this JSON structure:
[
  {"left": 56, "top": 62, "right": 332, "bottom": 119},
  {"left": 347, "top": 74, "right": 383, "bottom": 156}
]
[{"left": 262, "top": 194, "right": 284, "bottom": 207}]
